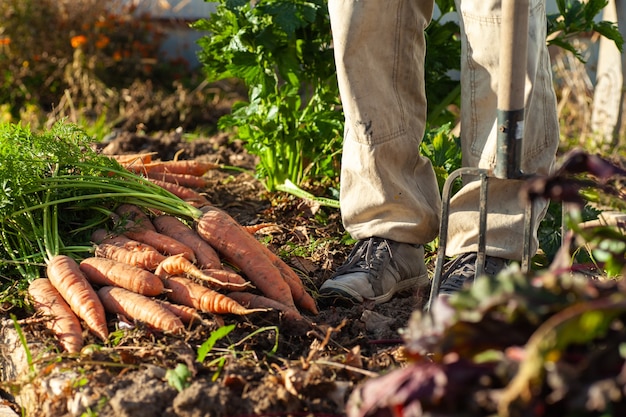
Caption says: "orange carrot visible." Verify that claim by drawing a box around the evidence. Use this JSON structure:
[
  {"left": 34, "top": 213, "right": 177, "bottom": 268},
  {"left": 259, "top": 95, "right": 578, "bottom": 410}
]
[
  {"left": 79, "top": 257, "right": 164, "bottom": 296},
  {"left": 242, "top": 223, "right": 279, "bottom": 234},
  {"left": 163, "top": 276, "right": 267, "bottom": 315},
  {"left": 200, "top": 268, "right": 252, "bottom": 289},
  {"left": 98, "top": 286, "right": 184, "bottom": 334},
  {"left": 92, "top": 228, "right": 160, "bottom": 253},
  {"left": 255, "top": 243, "right": 319, "bottom": 315},
  {"left": 148, "top": 179, "right": 210, "bottom": 207},
  {"left": 91, "top": 229, "right": 166, "bottom": 270},
  {"left": 198, "top": 212, "right": 318, "bottom": 314},
  {"left": 94, "top": 243, "right": 166, "bottom": 271},
  {"left": 46, "top": 255, "right": 108, "bottom": 341},
  {"left": 155, "top": 255, "right": 252, "bottom": 291},
  {"left": 226, "top": 292, "right": 303, "bottom": 322},
  {"left": 195, "top": 206, "right": 298, "bottom": 311},
  {"left": 156, "top": 300, "right": 204, "bottom": 325},
  {"left": 152, "top": 215, "right": 221, "bottom": 269},
  {"left": 28, "top": 278, "right": 84, "bottom": 353},
  {"left": 91, "top": 228, "right": 137, "bottom": 247},
  {"left": 122, "top": 221, "right": 196, "bottom": 262},
  {"left": 110, "top": 153, "right": 154, "bottom": 165},
  {"left": 145, "top": 171, "right": 209, "bottom": 189},
  {"left": 116, "top": 204, "right": 156, "bottom": 232},
  {"left": 91, "top": 228, "right": 118, "bottom": 244},
  {"left": 124, "top": 160, "right": 220, "bottom": 176}
]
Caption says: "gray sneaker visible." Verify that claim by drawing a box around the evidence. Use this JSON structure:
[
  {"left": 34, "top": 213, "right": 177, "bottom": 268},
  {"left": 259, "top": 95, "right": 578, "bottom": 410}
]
[
  {"left": 319, "top": 237, "right": 429, "bottom": 305},
  {"left": 438, "top": 252, "right": 509, "bottom": 296}
]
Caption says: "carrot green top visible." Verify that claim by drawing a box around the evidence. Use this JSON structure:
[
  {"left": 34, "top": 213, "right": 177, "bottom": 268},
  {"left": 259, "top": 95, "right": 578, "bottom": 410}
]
[{"left": 0, "top": 121, "right": 202, "bottom": 282}]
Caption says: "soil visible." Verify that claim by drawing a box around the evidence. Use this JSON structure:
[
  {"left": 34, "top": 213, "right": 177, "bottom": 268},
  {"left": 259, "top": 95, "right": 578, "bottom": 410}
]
[{"left": 0, "top": 129, "right": 428, "bottom": 417}]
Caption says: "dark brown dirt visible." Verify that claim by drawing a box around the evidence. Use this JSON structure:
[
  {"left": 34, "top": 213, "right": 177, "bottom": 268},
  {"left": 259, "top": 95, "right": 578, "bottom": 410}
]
[{"left": 1, "top": 130, "right": 427, "bottom": 417}]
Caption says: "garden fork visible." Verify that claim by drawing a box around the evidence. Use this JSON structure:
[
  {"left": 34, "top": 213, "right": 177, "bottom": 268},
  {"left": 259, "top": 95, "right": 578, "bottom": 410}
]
[{"left": 426, "top": 0, "right": 534, "bottom": 311}]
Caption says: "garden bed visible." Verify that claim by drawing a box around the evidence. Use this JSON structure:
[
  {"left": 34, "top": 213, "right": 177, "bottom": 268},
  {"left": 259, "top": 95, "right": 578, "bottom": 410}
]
[{"left": 1, "top": 130, "right": 625, "bottom": 417}]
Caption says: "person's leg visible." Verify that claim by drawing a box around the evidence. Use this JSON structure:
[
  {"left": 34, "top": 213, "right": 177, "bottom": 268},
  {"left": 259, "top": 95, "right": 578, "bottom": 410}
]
[
  {"left": 320, "top": 0, "right": 440, "bottom": 304},
  {"left": 440, "top": 0, "right": 559, "bottom": 293}
]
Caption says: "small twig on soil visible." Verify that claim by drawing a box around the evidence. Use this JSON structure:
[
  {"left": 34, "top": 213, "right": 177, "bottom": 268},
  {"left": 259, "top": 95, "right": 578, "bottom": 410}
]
[
  {"left": 310, "top": 359, "right": 380, "bottom": 378},
  {"left": 306, "top": 319, "right": 350, "bottom": 361}
]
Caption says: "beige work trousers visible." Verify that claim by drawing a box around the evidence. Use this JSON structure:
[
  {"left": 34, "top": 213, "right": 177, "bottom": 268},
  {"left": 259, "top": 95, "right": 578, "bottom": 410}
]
[{"left": 329, "top": 0, "right": 559, "bottom": 260}]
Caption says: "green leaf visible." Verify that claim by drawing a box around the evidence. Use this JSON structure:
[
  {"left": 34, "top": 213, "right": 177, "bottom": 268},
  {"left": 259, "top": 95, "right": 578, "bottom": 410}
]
[
  {"left": 547, "top": 0, "right": 623, "bottom": 61},
  {"left": 196, "top": 324, "right": 236, "bottom": 363},
  {"left": 165, "top": 363, "right": 192, "bottom": 392},
  {"left": 225, "top": 0, "right": 247, "bottom": 10},
  {"left": 435, "top": 0, "right": 456, "bottom": 14}
]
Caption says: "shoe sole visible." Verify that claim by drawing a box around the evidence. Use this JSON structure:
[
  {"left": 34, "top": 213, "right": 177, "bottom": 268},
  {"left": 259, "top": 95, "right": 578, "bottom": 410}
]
[{"left": 318, "top": 272, "right": 430, "bottom": 306}]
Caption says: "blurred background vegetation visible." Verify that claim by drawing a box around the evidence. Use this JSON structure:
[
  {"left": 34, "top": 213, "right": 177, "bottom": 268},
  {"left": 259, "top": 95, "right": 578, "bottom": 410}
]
[
  {"left": 1, "top": 0, "right": 622, "bottom": 174},
  {"left": 0, "top": 0, "right": 237, "bottom": 137}
]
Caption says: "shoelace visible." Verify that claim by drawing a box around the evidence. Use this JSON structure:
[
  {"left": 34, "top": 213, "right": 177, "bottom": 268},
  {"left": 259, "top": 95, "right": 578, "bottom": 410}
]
[
  {"left": 333, "top": 237, "right": 393, "bottom": 277},
  {"left": 439, "top": 253, "right": 507, "bottom": 293}
]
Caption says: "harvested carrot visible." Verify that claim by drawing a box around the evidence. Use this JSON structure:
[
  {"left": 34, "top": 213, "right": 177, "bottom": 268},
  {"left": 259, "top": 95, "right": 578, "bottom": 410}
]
[
  {"left": 204, "top": 213, "right": 317, "bottom": 314},
  {"left": 91, "top": 229, "right": 166, "bottom": 270},
  {"left": 91, "top": 228, "right": 116, "bottom": 244},
  {"left": 98, "top": 286, "right": 184, "bottom": 334},
  {"left": 148, "top": 179, "right": 210, "bottom": 207},
  {"left": 46, "top": 255, "right": 108, "bottom": 342},
  {"left": 145, "top": 171, "right": 209, "bottom": 189},
  {"left": 152, "top": 215, "right": 221, "bottom": 269},
  {"left": 164, "top": 276, "right": 266, "bottom": 316},
  {"left": 122, "top": 220, "right": 196, "bottom": 262},
  {"left": 255, "top": 243, "right": 319, "bottom": 315},
  {"left": 91, "top": 228, "right": 133, "bottom": 246},
  {"left": 115, "top": 204, "right": 156, "bottom": 232},
  {"left": 94, "top": 243, "right": 166, "bottom": 271},
  {"left": 155, "top": 254, "right": 252, "bottom": 291},
  {"left": 28, "top": 278, "right": 84, "bottom": 353},
  {"left": 110, "top": 153, "right": 154, "bottom": 165},
  {"left": 226, "top": 292, "right": 303, "bottom": 322},
  {"left": 200, "top": 268, "right": 252, "bottom": 290},
  {"left": 242, "top": 223, "right": 279, "bottom": 234},
  {"left": 124, "top": 160, "right": 220, "bottom": 176},
  {"left": 195, "top": 206, "right": 298, "bottom": 312},
  {"left": 79, "top": 257, "right": 164, "bottom": 296},
  {"left": 156, "top": 300, "right": 204, "bottom": 325},
  {"left": 92, "top": 228, "right": 158, "bottom": 253}
]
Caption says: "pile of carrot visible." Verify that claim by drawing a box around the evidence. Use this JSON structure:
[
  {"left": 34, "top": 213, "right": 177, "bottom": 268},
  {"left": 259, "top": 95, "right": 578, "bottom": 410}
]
[
  {"left": 28, "top": 201, "right": 318, "bottom": 353},
  {"left": 113, "top": 155, "right": 219, "bottom": 207}
]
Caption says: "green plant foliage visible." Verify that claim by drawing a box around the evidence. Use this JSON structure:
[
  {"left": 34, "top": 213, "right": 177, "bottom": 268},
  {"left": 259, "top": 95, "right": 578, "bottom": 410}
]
[
  {"left": 565, "top": 205, "right": 626, "bottom": 277},
  {"left": 194, "top": 0, "right": 343, "bottom": 192},
  {"left": 424, "top": 9, "right": 461, "bottom": 127},
  {"left": 166, "top": 363, "right": 193, "bottom": 392},
  {"left": 548, "top": 0, "right": 624, "bottom": 61},
  {"left": 196, "top": 323, "right": 236, "bottom": 363},
  {"left": 0, "top": 121, "right": 202, "bottom": 286},
  {"left": 419, "top": 123, "right": 462, "bottom": 193},
  {"left": 196, "top": 324, "right": 279, "bottom": 381},
  {"left": 373, "top": 271, "right": 626, "bottom": 415},
  {"left": 524, "top": 150, "right": 626, "bottom": 276},
  {"left": 535, "top": 201, "right": 602, "bottom": 268},
  {"left": 11, "top": 314, "right": 34, "bottom": 374}
]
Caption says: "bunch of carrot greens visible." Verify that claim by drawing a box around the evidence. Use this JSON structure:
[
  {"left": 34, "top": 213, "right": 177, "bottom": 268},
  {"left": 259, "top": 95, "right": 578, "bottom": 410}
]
[{"left": 0, "top": 122, "right": 200, "bottom": 273}]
